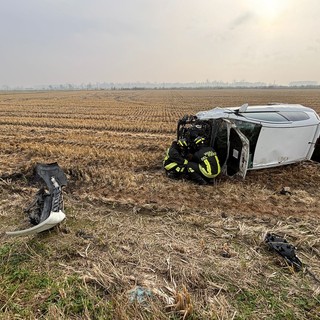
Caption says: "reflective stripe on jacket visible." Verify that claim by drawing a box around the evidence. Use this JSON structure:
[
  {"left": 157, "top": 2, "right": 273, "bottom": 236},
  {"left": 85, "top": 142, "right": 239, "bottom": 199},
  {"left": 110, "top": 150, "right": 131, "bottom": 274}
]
[
  {"left": 193, "top": 147, "right": 221, "bottom": 178},
  {"left": 199, "top": 153, "right": 221, "bottom": 178},
  {"left": 163, "top": 143, "right": 188, "bottom": 172}
]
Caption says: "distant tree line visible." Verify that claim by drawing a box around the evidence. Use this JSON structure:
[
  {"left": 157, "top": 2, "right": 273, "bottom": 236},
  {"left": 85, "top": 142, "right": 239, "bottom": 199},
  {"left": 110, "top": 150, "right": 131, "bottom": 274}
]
[{"left": 1, "top": 81, "right": 319, "bottom": 91}]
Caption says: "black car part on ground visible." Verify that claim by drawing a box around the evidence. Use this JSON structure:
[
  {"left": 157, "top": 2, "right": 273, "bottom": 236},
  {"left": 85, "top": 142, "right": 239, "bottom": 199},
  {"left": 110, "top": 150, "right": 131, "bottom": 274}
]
[
  {"left": 6, "top": 162, "right": 67, "bottom": 237},
  {"left": 25, "top": 162, "right": 67, "bottom": 225},
  {"left": 264, "top": 232, "right": 303, "bottom": 271}
]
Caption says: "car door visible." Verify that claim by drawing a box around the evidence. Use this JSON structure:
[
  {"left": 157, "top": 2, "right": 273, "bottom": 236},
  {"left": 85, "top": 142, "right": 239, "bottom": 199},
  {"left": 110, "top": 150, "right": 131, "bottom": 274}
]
[{"left": 225, "top": 121, "right": 250, "bottom": 179}]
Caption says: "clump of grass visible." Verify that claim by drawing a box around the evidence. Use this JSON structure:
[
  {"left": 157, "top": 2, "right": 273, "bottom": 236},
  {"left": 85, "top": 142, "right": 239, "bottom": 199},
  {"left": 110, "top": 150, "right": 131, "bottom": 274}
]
[{"left": 0, "top": 241, "right": 114, "bottom": 319}]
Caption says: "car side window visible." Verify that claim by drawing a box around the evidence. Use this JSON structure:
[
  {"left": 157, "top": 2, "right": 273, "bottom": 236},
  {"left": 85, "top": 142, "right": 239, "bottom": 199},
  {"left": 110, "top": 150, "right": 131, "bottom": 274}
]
[
  {"left": 244, "top": 112, "right": 287, "bottom": 122},
  {"left": 279, "top": 111, "right": 310, "bottom": 121}
]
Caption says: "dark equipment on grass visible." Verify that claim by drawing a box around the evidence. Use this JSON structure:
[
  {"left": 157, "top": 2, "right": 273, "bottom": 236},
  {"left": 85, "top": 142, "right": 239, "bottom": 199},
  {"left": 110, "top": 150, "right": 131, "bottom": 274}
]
[{"left": 264, "top": 232, "right": 302, "bottom": 271}]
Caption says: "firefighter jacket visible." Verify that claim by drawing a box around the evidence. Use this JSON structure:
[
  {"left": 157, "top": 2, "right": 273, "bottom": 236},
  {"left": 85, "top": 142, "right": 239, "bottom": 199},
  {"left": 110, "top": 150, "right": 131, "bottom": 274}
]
[
  {"left": 192, "top": 146, "right": 221, "bottom": 178},
  {"left": 163, "top": 142, "right": 188, "bottom": 173}
]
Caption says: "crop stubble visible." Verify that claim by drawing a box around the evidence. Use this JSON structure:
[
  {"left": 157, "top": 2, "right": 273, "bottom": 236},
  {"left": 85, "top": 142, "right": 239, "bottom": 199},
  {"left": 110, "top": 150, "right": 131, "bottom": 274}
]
[
  {"left": 1, "top": 89, "right": 319, "bottom": 215},
  {"left": 0, "top": 89, "right": 319, "bottom": 319}
]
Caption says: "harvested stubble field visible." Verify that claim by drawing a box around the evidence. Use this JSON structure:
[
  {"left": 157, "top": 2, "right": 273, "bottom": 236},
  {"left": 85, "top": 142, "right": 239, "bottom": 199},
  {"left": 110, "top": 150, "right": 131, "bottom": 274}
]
[{"left": 0, "top": 89, "right": 319, "bottom": 319}]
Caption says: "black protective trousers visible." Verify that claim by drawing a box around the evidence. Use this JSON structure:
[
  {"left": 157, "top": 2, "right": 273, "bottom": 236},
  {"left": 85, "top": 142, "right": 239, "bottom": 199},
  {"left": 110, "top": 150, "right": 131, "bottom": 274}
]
[{"left": 186, "top": 162, "right": 209, "bottom": 185}]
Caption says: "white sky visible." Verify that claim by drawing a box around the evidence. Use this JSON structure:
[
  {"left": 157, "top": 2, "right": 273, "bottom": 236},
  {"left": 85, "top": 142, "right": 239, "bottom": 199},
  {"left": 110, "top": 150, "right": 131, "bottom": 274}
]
[{"left": 1, "top": 0, "right": 320, "bottom": 87}]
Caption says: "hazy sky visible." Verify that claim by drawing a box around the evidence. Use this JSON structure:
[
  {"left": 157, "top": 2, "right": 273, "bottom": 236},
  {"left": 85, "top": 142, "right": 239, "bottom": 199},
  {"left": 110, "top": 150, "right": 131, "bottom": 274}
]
[{"left": 1, "top": 0, "right": 320, "bottom": 87}]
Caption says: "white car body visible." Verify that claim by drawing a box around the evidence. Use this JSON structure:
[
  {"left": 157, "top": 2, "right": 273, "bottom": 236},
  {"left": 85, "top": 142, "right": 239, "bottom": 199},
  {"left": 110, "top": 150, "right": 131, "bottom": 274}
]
[{"left": 194, "top": 103, "right": 320, "bottom": 178}]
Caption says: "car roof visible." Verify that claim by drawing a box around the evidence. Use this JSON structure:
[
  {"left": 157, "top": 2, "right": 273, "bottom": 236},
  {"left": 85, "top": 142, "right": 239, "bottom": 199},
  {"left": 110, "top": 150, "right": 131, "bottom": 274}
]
[
  {"left": 196, "top": 103, "right": 320, "bottom": 124},
  {"left": 230, "top": 103, "right": 312, "bottom": 112}
]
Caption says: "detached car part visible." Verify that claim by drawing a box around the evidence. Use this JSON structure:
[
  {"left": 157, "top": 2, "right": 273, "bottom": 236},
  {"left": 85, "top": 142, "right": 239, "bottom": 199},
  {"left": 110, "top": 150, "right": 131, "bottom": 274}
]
[
  {"left": 264, "top": 232, "right": 302, "bottom": 271},
  {"left": 6, "top": 163, "right": 67, "bottom": 237}
]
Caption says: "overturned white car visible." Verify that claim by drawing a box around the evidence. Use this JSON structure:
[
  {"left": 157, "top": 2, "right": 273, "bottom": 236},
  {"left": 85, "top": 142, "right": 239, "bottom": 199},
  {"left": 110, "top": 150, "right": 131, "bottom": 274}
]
[{"left": 177, "top": 103, "right": 320, "bottom": 179}]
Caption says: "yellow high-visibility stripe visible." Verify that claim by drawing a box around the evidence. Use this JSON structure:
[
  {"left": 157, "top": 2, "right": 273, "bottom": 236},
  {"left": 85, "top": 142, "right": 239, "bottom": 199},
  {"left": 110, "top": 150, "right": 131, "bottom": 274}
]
[
  {"left": 175, "top": 166, "right": 185, "bottom": 172},
  {"left": 165, "top": 162, "right": 178, "bottom": 170},
  {"left": 165, "top": 162, "right": 185, "bottom": 173},
  {"left": 163, "top": 147, "right": 187, "bottom": 172},
  {"left": 199, "top": 165, "right": 211, "bottom": 177},
  {"left": 199, "top": 155, "right": 221, "bottom": 178},
  {"left": 204, "top": 159, "right": 211, "bottom": 175}
]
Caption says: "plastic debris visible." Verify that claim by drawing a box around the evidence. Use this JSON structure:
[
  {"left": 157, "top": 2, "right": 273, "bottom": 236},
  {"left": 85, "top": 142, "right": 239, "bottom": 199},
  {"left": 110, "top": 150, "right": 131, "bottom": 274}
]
[
  {"left": 6, "top": 162, "right": 67, "bottom": 237},
  {"left": 264, "top": 232, "right": 302, "bottom": 271},
  {"left": 127, "top": 286, "right": 152, "bottom": 304}
]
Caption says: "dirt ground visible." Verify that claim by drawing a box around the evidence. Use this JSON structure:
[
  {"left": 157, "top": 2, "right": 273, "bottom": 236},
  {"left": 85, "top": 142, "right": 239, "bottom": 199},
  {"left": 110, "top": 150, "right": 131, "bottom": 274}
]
[{"left": 0, "top": 89, "right": 319, "bottom": 319}]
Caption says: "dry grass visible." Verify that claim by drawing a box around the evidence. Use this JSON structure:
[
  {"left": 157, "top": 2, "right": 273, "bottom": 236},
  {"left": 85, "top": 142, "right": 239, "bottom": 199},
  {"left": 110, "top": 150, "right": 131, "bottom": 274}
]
[{"left": 0, "top": 89, "right": 320, "bottom": 319}]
